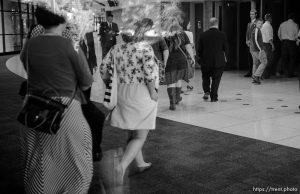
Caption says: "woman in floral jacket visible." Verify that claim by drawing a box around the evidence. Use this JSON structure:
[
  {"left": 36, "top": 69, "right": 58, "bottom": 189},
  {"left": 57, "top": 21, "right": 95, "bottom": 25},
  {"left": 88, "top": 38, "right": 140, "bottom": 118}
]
[{"left": 100, "top": 19, "right": 159, "bottom": 184}]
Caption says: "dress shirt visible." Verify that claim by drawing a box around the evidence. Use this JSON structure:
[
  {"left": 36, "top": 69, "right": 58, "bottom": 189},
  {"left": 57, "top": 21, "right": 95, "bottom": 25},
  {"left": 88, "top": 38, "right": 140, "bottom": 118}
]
[
  {"left": 278, "top": 19, "right": 299, "bottom": 41},
  {"left": 261, "top": 21, "right": 273, "bottom": 43},
  {"left": 108, "top": 22, "right": 112, "bottom": 29}
]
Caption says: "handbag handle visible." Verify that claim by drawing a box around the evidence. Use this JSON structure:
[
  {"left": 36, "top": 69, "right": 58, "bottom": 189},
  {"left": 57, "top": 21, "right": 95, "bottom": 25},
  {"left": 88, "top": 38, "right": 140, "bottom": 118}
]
[{"left": 25, "top": 42, "right": 77, "bottom": 107}]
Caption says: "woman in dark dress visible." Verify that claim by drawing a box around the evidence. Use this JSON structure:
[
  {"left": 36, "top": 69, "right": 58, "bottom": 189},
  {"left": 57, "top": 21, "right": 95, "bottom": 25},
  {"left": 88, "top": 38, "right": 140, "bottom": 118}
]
[{"left": 164, "top": 21, "right": 195, "bottom": 110}]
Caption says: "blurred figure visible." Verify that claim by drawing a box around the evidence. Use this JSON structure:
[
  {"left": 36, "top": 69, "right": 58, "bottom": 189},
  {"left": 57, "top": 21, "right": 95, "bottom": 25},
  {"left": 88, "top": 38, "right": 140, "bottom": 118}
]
[
  {"left": 245, "top": 9, "right": 258, "bottom": 77},
  {"left": 100, "top": 13, "right": 119, "bottom": 59},
  {"left": 100, "top": 19, "right": 159, "bottom": 184},
  {"left": 277, "top": 13, "right": 299, "bottom": 77},
  {"left": 198, "top": 18, "right": 228, "bottom": 102},
  {"left": 261, "top": 13, "right": 275, "bottom": 79},
  {"left": 164, "top": 20, "right": 195, "bottom": 110},
  {"left": 183, "top": 20, "right": 196, "bottom": 91},
  {"left": 20, "top": 6, "right": 93, "bottom": 193},
  {"left": 251, "top": 18, "right": 268, "bottom": 85},
  {"left": 143, "top": 18, "right": 169, "bottom": 86}
]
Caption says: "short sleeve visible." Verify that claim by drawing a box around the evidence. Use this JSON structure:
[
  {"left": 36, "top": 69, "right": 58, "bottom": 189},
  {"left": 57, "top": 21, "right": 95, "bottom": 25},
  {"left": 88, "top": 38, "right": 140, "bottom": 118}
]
[
  {"left": 159, "top": 38, "right": 168, "bottom": 51},
  {"left": 142, "top": 45, "right": 158, "bottom": 83}
]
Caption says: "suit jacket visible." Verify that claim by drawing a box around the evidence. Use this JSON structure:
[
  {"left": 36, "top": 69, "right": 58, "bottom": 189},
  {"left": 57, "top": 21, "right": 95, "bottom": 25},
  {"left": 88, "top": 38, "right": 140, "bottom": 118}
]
[
  {"left": 246, "top": 20, "right": 257, "bottom": 43},
  {"left": 80, "top": 32, "right": 97, "bottom": 73},
  {"left": 100, "top": 22, "right": 119, "bottom": 47},
  {"left": 198, "top": 28, "right": 229, "bottom": 68}
]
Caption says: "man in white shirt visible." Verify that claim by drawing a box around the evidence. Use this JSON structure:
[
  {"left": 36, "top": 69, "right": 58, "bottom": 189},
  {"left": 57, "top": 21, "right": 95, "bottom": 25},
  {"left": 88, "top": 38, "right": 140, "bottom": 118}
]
[
  {"left": 277, "top": 13, "right": 299, "bottom": 77},
  {"left": 261, "top": 14, "right": 274, "bottom": 78}
]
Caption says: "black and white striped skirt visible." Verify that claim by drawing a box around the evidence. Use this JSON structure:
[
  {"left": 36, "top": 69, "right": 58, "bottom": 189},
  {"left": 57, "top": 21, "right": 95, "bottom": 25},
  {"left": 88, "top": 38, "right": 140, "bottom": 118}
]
[{"left": 20, "top": 97, "right": 93, "bottom": 194}]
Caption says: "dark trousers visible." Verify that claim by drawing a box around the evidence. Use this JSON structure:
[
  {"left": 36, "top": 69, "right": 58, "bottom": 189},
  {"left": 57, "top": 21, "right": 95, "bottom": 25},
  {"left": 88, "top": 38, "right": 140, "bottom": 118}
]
[
  {"left": 277, "top": 40, "right": 297, "bottom": 76},
  {"left": 81, "top": 89, "right": 105, "bottom": 159},
  {"left": 201, "top": 66, "right": 224, "bottom": 100},
  {"left": 247, "top": 49, "right": 253, "bottom": 75},
  {"left": 263, "top": 43, "right": 273, "bottom": 76}
]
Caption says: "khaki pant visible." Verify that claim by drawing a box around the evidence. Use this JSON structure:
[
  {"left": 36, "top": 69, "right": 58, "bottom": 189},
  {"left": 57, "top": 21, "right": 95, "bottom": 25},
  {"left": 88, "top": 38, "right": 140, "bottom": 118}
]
[{"left": 251, "top": 51, "right": 267, "bottom": 77}]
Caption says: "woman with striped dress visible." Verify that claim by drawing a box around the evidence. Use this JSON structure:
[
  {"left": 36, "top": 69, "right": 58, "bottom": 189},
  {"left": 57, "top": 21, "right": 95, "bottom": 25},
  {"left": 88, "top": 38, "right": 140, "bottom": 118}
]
[{"left": 19, "top": 6, "right": 93, "bottom": 194}]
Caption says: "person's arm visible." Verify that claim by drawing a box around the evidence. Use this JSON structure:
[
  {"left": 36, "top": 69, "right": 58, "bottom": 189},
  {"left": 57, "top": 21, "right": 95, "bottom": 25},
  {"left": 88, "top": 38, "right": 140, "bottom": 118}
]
[
  {"left": 269, "top": 25, "right": 275, "bottom": 51},
  {"left": 160, "top": 38, "right": 169, "bottom": 66},
  {"left": 68, "top": 40, "right": 93, "bottom": 91},
  {"left": 246, "top": 23, "right": 250, "bottom": 47},
  {"left": 183, "top": 31, "right": 195, "bottom": 63},
  {"left": 162, "top": 49, "right": 169, "bottom": 66},
  {"left": 143, "top": 46, "right": 158, "bottom": 102},
  {"left": 223, "top": 33, "right": 229, "bottom": 63},
  {"left": 278, "top": 24, "right": 282, "bottom": 41},
  {"left": 185, "top": 44, "right": 195, "bottom": 64},
  {"left": 255, "top": 28, "right": 262, "bottom": 51}
]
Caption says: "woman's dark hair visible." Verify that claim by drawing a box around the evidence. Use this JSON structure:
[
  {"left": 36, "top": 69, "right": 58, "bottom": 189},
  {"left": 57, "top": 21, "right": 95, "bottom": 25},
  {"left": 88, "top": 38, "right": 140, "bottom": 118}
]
[{"left": 35, "top": 6, "right": 66, "bottom": 29}]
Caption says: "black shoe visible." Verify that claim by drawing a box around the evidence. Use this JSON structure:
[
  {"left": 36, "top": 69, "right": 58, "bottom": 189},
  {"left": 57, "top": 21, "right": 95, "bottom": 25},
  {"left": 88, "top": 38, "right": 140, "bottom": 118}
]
[
  {"left": 244, "top": 73, "right": 252, "bottom": 77},
  {"left": 187, "top": 85, "right": 194, "bottom": 91},
  {"left": 211, "top": 99, "right": 218, "bottom": 102},
  {"left": 203, "top": 92, "right": 210, "bottom": 100}
]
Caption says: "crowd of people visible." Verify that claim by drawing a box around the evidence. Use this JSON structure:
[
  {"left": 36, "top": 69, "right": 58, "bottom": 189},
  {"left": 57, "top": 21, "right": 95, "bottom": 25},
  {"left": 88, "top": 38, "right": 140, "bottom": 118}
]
[
  {"left": 17, "top": 3, "right": 300, "bottom": 194},
  {"left": 245, "top": 9, "right": 300, "bottom": 85}
]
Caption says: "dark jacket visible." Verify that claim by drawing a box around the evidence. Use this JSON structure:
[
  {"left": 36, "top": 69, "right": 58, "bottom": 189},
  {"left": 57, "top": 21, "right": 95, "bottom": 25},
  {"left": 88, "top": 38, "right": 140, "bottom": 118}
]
[
  {"left": 198, "top": 28, "right": 229, "bottom": 68},
  {"left": 80, "top": 32, "right": 97, "bottom": 73},
  {"left": 99, "top": 22, "right": 119, "bottom": 47},
  {"left": 246, "top": 20, "right": 256, "bottom": 43}
]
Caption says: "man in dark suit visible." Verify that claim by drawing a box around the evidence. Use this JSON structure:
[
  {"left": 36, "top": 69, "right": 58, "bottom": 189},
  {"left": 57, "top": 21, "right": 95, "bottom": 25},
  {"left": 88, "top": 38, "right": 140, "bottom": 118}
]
[
  {"left": 245, "top": 9, "right": 257, "bottom": 77},
  {"left": 100, "top": 13, "right": 119, "bottom": 59},
  {"left": 198, "top": 17, "right": 229, "bottom": 102}
]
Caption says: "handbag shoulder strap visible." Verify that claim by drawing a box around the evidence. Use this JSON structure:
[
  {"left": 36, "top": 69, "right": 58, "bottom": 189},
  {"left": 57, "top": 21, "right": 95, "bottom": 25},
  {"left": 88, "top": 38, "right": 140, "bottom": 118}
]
[{"left": 178, "top": 46, "right": 187, "bottom": 59}]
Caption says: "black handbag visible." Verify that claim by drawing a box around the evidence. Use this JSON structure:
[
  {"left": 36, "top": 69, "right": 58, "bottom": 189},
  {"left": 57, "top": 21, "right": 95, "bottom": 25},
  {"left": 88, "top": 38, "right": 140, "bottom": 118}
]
[
  {"left": 17, "top": 94, "right": 69, "bottom": 134},
  {"left": 17, "top": 43, "right": 75, "bottom": 134},
  {"left": 178, "top": 46, "right": 195, "bottom": 79}
]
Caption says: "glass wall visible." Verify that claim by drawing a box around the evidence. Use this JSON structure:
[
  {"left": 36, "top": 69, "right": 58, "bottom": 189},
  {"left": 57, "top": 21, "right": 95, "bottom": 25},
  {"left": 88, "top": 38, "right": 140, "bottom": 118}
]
[{"left": 0, "top": 0, "right": 34, "bottom": 55}]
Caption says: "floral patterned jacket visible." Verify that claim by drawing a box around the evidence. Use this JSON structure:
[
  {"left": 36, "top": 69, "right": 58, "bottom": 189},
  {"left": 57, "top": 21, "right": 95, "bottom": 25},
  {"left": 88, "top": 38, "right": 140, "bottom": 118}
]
[{"left": 100, "top": 42, "right": 159, "bottom": 87}]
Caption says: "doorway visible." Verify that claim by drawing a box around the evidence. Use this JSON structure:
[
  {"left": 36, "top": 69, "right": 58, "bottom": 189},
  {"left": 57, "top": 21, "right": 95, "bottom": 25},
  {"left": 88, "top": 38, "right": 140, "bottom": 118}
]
[{"left": 219, "top": 1, "right": 237, "bottom": 70}]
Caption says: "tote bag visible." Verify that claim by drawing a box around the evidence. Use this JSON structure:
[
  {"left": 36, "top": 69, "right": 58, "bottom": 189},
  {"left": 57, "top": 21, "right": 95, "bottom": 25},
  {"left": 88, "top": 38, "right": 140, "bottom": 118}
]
[{"left": 90, "top": 66, "right": 106, "bottom": 103}]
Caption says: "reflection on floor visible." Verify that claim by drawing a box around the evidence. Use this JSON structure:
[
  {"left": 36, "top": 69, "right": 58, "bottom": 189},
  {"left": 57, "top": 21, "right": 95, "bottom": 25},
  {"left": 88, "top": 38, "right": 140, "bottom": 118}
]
[
  {"left": 158, "top": 70, "right": 300, "bottom": 149},
  {"left": 1, "top": 55, "right": 300, "bottom": 193}
]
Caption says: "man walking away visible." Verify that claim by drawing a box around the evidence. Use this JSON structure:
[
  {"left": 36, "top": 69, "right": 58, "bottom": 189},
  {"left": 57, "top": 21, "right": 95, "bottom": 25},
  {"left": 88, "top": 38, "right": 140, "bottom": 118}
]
[
  {"left": 261, "top": 14, "right": 275, "bottom": 79},
  {"left": 198, "top": 18, "right": 229, "bottom": 102},
  {"left": 277, "top": 13, "right": 299, "bottom": 77}
]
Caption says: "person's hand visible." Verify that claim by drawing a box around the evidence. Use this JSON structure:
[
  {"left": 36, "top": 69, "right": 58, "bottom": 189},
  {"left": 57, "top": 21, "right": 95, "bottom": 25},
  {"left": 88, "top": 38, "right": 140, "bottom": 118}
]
[
  {"left": 271, "top": 45, "right": 275, "bottom": 52},
  {"left": 150, "top": 91, "right": 158, "bottom": 102},
  {"left": 246, "top": 41, "right": 250, "bottom": 47}
]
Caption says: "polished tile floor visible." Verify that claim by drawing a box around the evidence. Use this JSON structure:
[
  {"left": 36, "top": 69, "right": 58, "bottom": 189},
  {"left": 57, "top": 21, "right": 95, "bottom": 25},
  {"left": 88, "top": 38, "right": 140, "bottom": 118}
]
[{"left": 157, "top": 70, "right": 300, "bottom": 149}]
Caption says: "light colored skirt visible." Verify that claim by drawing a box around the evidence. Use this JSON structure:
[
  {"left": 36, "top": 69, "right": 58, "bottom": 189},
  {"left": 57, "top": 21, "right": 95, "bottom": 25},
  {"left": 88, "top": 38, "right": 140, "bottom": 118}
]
[
  {"left": 110, "top": 83, "right": 158, "bottom": 130},
  {"left": 20, "top": 98, "right": 93, "bottom": 194}
]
